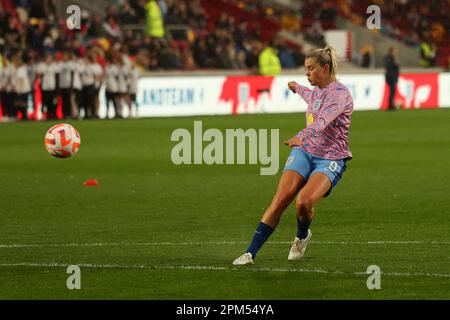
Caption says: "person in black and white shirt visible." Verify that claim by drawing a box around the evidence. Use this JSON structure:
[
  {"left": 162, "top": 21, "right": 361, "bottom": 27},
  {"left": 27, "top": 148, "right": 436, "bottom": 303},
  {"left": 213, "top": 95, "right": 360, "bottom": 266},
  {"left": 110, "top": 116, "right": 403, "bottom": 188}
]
[
  {"left": 58, "top": 50, "right": 74, "bottom": 119},
  {"left": 80, "top": 54, "right": 102, "bottom": 119},
  {"left": 26, "top": 51, "right": 38, "bottom": 120},
  {"left": 90, "top": 53, "right": 104, "bottom": 119},
  {"left": 37, "top": 53, "right": 60, "bottom": 120},
  {"left": 105, "top": 54, "right": 121, "bottom": 119},
  {"left": 1, "top": 56, "right": 15, "bottom": 121},
  {"left": 71, "top": 52, "right": 83, "bottom": 119},
  {"left": 117, "top": 57, "right": 129, "bottom": 118},
  {"left": 12, "top": 53, "right": 31, "bottom": 121},
  {"left": 127, "top": 62, "right": 140, "bottom": 118}
]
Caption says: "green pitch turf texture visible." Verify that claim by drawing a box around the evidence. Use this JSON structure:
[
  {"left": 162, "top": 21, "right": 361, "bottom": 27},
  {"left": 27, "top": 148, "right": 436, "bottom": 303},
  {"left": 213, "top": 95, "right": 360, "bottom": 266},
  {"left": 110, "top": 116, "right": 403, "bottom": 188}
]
[{"left": 0, "top": 108, "right": 449, "bottom": 300}]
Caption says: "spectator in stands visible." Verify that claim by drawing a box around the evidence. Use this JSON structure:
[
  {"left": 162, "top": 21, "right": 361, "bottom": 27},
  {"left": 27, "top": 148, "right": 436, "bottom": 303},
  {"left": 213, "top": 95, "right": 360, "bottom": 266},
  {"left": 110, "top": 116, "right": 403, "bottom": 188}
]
[
  {"left": 179, "top": 48, "right": 196, "bottom": 70},
  {"left": 305, "top": 20, "right": 326, "bottom": 47},
  {"left": 233, "top": 21, "right": 248, "bottom": 49},
  {"left": 419, "top": 36, "right": 437, "bottom": 67},
  {"left": 71, "top": 38, "right": 87, "bottom": 59},
  {"left": 158, "top": 41, "right": 181, "bottom": 69},
  {"left": 204, "top": 33, "right": 217, "bottom": 62},
  {"left": 249, "top": 22, "right": 263, "bottom": 42},
  {"left": 14, "top": 0, "right": 29, "bottom": 25},
  {"left": 235, "top": 50, "right": 247, "bottom": 69},
  {"left": 407, "top": 6, "right": 421, "bottom": 34},
  {"left": 384, "top": 47, "right": 400, "bottom": 111},
  {"left": 105, "top": 3, "right": 119, "bottom": 22},
  {"left": 245, "top": 39, "right": 261, "bottom": 69},
  {"left": 145, "top": 0, "right": 165, "bottom": 38},
  {"left": 318, "top": 1, "right": 336, "bottom": 29},
  {"left": 216, "top": 44, "right": 233, "bottom": 69},
  {"left": 88, "top": 13, "right": 106, "bottom": 38},
  {"left": 216, "top": 12, "right": 233, "bottom": 30},
  {"left": 166, "top": 0, "right": 189, "bottom": 25},
  {"left": 128, "top": 0, "right": 145, "bottom": 23},
  {"left": 119, "top": 2, "right": 139, "bottom": 25},
  {"left": 193, "top": 38, "right": 213, "bottom": 68},
  {"left": 281, "top": 9, "right": 300, "bottom": 33},
  {"left": 259, "top": 40, "right": 281, "bottom": 76},
  {"left": 157, "top": 0, "right": 168, "bottom": 21},
  {"left": 103, "top": 16, "right": 123, "bottom": 42},
  {"left": 276, "top": 40, "right": 297, "bottom": 69},
  {"left": 187, "top": 0, "right": 206, "bottom": 30},
  {"left": 29, "top": 0, "right": 56, "bottom": 21},
  {"left": 148, "top": 52, "right": 160, "bottom": 70},
  {"left": 360, "top": 45, "right": 374, "bottom": 69},
  {"left": 291, "top": 46, "right": 306, "bottom": 68}
]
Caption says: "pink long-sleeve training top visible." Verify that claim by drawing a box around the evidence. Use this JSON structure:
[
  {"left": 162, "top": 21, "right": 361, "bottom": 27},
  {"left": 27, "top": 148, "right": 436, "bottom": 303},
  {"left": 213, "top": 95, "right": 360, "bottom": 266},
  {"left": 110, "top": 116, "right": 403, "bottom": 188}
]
[{"left": 294, "top": 81, "right": 353, "bottom": 160}]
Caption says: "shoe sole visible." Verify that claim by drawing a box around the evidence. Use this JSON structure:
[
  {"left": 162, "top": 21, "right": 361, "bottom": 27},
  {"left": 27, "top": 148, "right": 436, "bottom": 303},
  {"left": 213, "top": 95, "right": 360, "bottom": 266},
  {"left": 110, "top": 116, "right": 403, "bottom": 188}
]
[{"left": 233, "top": 261, "right": 253, "bottom": 266}]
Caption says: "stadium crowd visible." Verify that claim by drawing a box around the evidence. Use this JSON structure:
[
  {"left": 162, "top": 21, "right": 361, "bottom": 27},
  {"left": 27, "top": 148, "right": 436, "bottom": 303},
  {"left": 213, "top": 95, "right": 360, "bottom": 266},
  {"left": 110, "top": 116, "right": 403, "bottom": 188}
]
[
  {"left": 0, "top": 0, "right": 307, "bottom": 121},
  {"left": 339, "top": 0, "right": 448, "bottom": 68},
  {"left": 0, "top": 0, "right": 448, "bottom": 121}
]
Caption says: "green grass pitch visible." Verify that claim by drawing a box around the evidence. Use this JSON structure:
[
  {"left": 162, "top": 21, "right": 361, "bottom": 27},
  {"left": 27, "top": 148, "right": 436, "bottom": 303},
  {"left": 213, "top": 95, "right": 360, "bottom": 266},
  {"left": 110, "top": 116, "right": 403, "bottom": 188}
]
[{"left": 0, "top": 108, "right": 449, "bottom": 299}]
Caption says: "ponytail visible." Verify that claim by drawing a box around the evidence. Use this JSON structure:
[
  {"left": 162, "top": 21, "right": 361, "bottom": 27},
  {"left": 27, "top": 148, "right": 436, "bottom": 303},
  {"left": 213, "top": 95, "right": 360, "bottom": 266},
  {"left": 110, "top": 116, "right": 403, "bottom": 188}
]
[{"left": 306, "top": 45, "right": 338, "bottom": 81}]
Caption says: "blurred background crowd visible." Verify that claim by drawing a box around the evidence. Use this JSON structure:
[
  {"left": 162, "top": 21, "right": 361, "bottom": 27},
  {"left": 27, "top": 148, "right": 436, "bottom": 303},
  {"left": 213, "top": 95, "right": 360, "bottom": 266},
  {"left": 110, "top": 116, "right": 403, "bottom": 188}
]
[{"left": 0, "top": 0, "right": 448, "bottom": 121}]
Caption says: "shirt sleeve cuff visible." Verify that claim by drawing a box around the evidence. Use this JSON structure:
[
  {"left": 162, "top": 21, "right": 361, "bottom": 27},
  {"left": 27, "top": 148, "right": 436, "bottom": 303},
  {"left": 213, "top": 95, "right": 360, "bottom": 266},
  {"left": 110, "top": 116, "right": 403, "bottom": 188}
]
[{"left": 295, "top": 132, "right": 304, "bottom": 141}]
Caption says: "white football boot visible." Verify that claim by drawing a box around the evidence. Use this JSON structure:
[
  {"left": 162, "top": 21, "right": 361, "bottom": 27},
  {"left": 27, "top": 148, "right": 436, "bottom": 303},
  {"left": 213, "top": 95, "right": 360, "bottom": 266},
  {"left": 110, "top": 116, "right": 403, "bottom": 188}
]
[
  {"left": 232, "top": 252, "right": 254, "bottom": 265},
  {"left": 288, "top": 229, "right": 312, "bottom": 260}
]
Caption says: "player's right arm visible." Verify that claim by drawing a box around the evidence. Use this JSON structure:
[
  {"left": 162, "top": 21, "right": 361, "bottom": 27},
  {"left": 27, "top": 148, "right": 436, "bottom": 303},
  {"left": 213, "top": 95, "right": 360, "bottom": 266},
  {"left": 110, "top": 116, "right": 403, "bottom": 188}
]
[{"left": 288, "top": 81, "right": 312, "bottom": 105}]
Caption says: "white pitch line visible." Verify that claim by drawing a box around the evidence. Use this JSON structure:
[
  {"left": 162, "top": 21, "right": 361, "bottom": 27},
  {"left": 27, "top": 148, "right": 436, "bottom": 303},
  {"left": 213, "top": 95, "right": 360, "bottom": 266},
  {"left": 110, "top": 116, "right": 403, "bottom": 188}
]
[
  {"left": 1, "top": 262, "right": 450, "bottom": 279},
  {"left": 1, "top": 240, "right": 450, "bottom": 248}
]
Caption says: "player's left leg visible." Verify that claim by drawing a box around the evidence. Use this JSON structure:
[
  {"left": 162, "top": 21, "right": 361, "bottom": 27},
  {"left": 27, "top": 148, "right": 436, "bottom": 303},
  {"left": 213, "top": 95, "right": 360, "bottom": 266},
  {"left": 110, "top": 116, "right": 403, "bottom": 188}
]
[
  {"left": 289, "top": 154, "right": 347, "bottom": 260},
  {"left": 233, "top": 170, "right": 305, "bottom": 265},
  {"left": 288, "top": 173, "right": 331, "bottom": 260}
]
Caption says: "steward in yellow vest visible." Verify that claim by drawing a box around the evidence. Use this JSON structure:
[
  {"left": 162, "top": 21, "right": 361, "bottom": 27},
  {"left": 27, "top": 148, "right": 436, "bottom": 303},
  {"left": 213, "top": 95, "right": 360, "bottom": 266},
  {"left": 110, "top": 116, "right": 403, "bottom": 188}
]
[
  {"left": 145, "top": 0, "right": 165, "bottom": 38},
  {"left": 259, "top": 45, "right": 281, "bottom": 76}
]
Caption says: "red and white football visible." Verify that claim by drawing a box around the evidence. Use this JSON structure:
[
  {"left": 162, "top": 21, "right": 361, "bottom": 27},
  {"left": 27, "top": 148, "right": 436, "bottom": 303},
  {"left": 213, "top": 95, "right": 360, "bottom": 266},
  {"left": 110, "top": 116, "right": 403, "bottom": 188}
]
[{"left": 44, "top": 123, "right": 81, "bottom": 158}]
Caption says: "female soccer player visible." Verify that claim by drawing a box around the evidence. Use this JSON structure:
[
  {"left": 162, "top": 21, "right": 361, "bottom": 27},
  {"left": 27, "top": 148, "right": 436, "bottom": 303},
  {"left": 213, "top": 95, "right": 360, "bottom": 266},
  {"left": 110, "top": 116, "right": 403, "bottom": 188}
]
[{"left": 233, "top": 45, "right": 353, "bottom": 265}]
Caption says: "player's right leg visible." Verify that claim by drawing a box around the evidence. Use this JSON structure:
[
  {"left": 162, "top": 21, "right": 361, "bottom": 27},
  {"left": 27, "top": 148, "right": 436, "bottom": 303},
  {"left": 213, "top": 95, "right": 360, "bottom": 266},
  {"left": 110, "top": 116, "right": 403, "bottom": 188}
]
[{"left": 233, "top": 166, "right": 307, "bottom": 265}]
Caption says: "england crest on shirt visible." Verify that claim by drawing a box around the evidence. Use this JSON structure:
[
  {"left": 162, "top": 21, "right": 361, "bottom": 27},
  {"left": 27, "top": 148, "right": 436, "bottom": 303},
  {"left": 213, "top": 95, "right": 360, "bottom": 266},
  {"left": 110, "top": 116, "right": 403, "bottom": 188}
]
[{"left": 313, "top": 99, "right": 322, "bottom": 111}]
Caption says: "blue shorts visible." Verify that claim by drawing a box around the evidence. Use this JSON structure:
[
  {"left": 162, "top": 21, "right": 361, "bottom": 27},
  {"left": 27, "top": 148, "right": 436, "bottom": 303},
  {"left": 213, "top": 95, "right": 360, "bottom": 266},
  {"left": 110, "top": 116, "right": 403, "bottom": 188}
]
[{"left": 283, "top": 147, "right": 347, "bottom": 197}]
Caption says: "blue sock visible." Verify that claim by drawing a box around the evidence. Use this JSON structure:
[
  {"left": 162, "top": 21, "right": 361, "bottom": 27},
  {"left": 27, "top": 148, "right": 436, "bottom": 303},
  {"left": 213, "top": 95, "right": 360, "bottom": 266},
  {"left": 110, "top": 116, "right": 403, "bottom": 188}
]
[
  {"left": 246, "top": 222, "right": 274, "bottom": 259},
  {"left": 297, "top": 216, "right": 312, "bottom": 239}
]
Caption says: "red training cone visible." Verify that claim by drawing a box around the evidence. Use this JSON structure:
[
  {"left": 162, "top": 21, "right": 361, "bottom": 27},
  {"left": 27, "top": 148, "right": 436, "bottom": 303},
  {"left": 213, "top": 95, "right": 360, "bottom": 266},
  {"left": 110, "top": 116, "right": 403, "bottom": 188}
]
[{"left": 83, "top": 179, "right": 99, "bottom": 187}]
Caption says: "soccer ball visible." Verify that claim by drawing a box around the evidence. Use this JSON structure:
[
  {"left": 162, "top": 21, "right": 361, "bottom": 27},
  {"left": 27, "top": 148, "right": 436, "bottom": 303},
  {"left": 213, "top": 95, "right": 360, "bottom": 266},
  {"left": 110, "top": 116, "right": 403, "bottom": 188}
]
[{"left": 44, "top": 123, "right": 81, "bottom": 158}]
